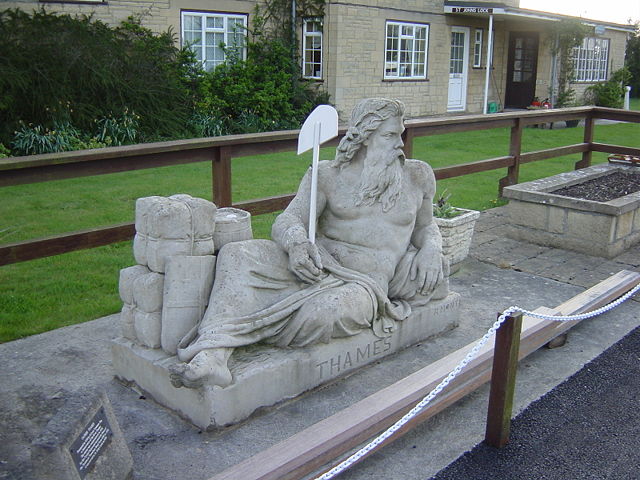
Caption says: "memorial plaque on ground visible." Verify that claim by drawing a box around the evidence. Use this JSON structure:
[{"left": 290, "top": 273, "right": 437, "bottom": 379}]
[
  {"left": 69, "top": 407, "right": 113, "bottom": 478},
  {"left": 31, "top": 390, "right": 132, "bottom": 480}
]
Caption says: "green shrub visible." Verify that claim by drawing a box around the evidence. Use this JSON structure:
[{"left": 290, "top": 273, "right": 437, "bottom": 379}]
[
  {"left": 549, "top": 19, "right": 589, "bottom": 108},
  {"left": 94, "top": 109, "right": 140, "bottom": 146},
  {"left": 0, "top": 7, "right": 329, "bottom": 148},
  {"left": 0, "top": 9, "right": 202, "bottom": 145},
  {"left": 10, "top": 120, "right": 114, "bottom": 156},
  {"left": 71, "top": 137, "right": 111, "bottom": 151},
  {"left": 198, "top": 19, "right": 330, "bottom": 135},
  {"left": 11, "top": 122, "right": 82, "bottom": 156},
  {"left": 626, "top": 30, "right": 640, "bottom": 98},
  {"left": 584, "top": 67, "right": 632, "bottom": 108},
  {"left": 187, "top": 111, "right": 227, "bottom": 138}
]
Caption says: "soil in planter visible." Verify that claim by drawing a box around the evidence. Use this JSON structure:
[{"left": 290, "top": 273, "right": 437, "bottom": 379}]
[{"left": 551, "top": 172, "right": 640, "bottom": 202}]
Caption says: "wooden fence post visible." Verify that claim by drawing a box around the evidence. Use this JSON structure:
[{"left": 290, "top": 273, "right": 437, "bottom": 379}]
[
  {"left": 499, "top": 119, "right": 522, "bottom": 196},
  {"left": 402, "top": 127, "right": 415, "bottom": 159},
  {"left": 576, "top": 114, "right": 594, "bottom": 170},
  {"left": 485, "top": 311, "right": 523, "bottom": 448},
  {"left": 212, "top": 146, "right": 232, "bottom": 207}
]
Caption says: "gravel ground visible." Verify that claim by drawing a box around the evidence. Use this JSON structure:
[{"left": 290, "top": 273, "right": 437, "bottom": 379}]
[{"left": 431, "top": 326, "right": 640, "bottom": 480}]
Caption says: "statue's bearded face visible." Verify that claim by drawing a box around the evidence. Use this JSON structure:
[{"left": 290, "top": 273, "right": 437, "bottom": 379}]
[{"left": 356, "top": 115, "right": 405, "bottom": 212}]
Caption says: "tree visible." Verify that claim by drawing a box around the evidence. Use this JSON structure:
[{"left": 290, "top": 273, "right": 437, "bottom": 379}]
[
  {"left": 196, "top": 3, "right": 329, "bottom": 134},
  {"left": 625, "top": 25, "right": 640, "bottom": 98},
  {"left": 0, "top": 9, "right": 201, "bottom": 146},
  {"left": 548, "top": 19, "right": 590, "bottom": 107}
]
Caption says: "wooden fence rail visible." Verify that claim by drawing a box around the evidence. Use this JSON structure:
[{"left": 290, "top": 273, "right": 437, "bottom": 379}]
[{"left": 1, "top": 106, "right": 639, "bottom": 266}]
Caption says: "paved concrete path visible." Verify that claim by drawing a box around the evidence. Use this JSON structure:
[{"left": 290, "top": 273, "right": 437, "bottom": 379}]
[{"left": 1, "top": 207, "right": 638, "bottom": 480}]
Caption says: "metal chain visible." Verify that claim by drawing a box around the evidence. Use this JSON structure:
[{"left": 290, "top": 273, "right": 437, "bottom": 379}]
[{"left": 315, "top": 281, "right": 640, "bottom": 480}]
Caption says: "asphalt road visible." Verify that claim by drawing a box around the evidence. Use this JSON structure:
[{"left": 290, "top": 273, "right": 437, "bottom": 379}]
[{"left": 431, "top": 326, "right": 640, "bottom": 480}]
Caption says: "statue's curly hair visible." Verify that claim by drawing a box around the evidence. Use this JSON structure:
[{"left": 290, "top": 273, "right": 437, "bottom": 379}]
[{"left": 334, "top": 98, "right": 405, "bottom": 168}]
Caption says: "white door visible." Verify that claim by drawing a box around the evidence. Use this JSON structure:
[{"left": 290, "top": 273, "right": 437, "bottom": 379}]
[{"left": 447, "top": 27, "right": 470, "bottom": 112}]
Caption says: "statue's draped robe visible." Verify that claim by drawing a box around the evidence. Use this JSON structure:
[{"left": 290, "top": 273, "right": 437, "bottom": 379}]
[{"left": 177, "top": 238, "right": 444, "bottom": 363}]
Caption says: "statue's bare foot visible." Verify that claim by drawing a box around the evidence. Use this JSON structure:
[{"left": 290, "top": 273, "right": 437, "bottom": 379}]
[{"left": 169, "top": 350, "right": 232, "bottom": 389}]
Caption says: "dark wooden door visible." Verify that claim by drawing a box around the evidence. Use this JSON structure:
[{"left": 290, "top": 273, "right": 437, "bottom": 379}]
[{"left": 505, "top": 32, "right": 539, "bottom": 108}]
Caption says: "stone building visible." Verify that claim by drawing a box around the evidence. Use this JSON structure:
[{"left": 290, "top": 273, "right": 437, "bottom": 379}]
[{"left": 6, "top": 0, "right": 634, "bottom": 119}]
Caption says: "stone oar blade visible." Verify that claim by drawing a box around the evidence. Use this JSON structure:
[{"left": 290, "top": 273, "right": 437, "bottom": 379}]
[{"left": 297, "top": 105, "right": 339, "bottom": 243}]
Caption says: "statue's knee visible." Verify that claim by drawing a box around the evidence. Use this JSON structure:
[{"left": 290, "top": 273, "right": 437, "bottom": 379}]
[
  {"left": 307, "top": 284, "right": 372, "bottom": 327},
  {"left": 336, "top": 283, "right": 374, "bottom": 316},
  {"left": 284, "top": 284, "right": 373, "bottom": 347}
]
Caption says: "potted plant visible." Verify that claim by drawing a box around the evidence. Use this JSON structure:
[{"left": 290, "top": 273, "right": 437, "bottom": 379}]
[{"left": 433, "top": 191, "right": 480, "bottom": 273}]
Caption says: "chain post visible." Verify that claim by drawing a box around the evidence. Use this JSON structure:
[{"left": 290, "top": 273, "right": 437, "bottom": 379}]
[{"left": 485, "top": 311, "right": 523, "bottom": 448}]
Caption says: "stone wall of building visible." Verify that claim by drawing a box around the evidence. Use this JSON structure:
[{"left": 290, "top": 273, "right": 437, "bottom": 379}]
[
  {"left": 2, "top": 0, "right": 257, "bottom": 37},
  {"left": 324, "top": 1, "right": 510, "bottom": 120},
  {"left": 2, "top": 0, "right": 172, "bottom": 32}
]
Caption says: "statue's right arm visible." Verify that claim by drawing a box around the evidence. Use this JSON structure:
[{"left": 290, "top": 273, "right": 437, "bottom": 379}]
[{"left": 272, "top": 167, "right": 327, "bottom": 283}]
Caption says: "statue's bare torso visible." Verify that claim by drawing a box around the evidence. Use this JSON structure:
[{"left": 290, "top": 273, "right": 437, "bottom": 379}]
[{"left": 315, "top": 159, "right": 434, "bottom": 292}]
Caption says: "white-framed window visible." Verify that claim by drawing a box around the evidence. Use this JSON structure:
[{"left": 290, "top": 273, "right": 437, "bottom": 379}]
[
  {"left": 473, "top": 28, "right": 483, "bottom": 67},
  {"left": 181, "top": 11, "right": 247, "bottom": 71},
  {"left": 572, "top": 37, "right": 610, "bottom": 82},
  {"left": 302, "top": 18, "right": 323, "bottom": 79},
  {"left": 384, "top": 21, "right": 429, "bottom": 80}
]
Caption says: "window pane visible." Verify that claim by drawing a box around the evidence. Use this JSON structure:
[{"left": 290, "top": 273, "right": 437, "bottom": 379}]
[
  {"left": 185, "top": 32, "right": 202, "bottom": 46},
  {"left": 206, "top": 17, "right": 223, "bottom": 29},
  {"left": 572, "top": 36, "right": 610, "bottom": 81},
  {"left": 206, "top": 32, "right": 222, "bottom": 48},
  {"left": 183, "top": 13, "right": 247, "bottom": 70},
  {"left": 385, "top": 22, "right": 427, "bottom": 79},
  {"left": 302, "top": 18, "right": 323, "bottom": 78},
  {"left": 229, "top": 18, "right": 244, "bottom": 31}
]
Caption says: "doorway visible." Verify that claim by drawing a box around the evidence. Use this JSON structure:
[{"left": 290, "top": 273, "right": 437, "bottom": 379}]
[
  {"left": 505, "top": 32, "right": 539, "bottom": 108},
  {"left": 447, "top": 26, "right": 470, "bottom": 112}
]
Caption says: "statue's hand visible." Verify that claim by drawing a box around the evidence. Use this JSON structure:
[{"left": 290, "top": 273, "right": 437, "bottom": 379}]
[
  {"left": 410, "top": 248, "right": 443, "bottom": 295},
  {"left": 289, "top": 241, "right": 325, "bottom": 283}
]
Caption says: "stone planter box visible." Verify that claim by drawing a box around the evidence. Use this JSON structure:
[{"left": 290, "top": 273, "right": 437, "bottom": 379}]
[
  {"left": 503, "top": 165, "right": 640, "bottom": 258},
  {"left": 435, "top": 208, "right": 480, "bottom": 273}
]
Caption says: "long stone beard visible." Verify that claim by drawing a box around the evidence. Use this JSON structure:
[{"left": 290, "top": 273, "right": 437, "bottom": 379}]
[{"left": 356, "top": 148, "right": 404, "bottom": 212}]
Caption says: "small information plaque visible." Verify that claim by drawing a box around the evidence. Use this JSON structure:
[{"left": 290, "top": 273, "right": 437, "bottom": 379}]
[{"left": 69, "top": 407, "right": 113, "bottom": 478}]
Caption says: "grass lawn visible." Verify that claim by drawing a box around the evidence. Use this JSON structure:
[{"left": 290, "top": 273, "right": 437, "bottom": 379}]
[{"left": 1, "top": 118, "right": 639, "bottom": 342}]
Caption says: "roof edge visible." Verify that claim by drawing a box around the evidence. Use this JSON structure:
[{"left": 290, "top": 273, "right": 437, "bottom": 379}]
[{"left": 443, "top": 1, "right": 637, "bottom": 32}]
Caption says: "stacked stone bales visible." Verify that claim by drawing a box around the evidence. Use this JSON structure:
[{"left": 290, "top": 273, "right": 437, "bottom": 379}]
[{"left": 118, "top": 195, "right": 251, "bottom": 355}]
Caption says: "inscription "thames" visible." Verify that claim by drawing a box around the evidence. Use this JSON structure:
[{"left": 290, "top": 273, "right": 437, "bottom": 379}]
[{"left": 316, "top": 337, "right": 392, "bottom": 379}]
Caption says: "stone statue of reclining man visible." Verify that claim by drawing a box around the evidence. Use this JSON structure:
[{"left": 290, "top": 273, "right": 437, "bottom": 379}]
[{"left": 169, "top": 98, "right": 448, "bottom": 389}]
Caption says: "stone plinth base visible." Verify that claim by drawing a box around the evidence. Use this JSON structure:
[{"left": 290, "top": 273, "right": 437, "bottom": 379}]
[{"left": 112, "top": 292, "right": 460, "bottom": 430}]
